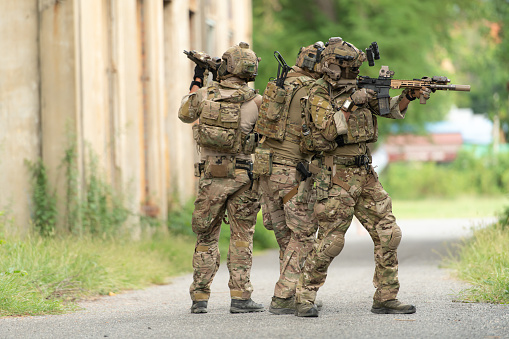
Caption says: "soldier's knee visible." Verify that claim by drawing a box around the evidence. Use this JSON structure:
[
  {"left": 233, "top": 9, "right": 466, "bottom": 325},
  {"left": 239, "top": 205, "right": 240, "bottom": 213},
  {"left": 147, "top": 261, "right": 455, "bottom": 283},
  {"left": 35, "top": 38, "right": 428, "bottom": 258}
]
[
  {"left": 323, "top": 234, "right": 345, "bottom": 257},
  {"left": 388, "top": 224, "right": 402, "bottom": 250}
]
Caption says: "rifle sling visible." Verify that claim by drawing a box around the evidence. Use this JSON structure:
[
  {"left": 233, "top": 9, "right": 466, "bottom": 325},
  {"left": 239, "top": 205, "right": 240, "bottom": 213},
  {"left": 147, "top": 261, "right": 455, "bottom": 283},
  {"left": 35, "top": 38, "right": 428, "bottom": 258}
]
[
  {"left": 282, "top": 185, "right": 299, "bottom": 205},
  {"left": 332, "top": 173, "right": 351, "bottom": 192}
]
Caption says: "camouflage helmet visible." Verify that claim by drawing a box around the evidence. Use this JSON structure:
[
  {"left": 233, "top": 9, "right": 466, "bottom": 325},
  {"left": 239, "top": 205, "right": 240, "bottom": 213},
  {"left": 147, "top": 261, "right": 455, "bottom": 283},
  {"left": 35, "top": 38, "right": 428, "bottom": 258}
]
[
  {"left": 217, "top": 42, "right": 260, "bottom": 82},
  {"left": 320, "top": 37, "right": 366, "bottom": 84},
  {"left": 295, "top": 41, "right": 325, "bottom": 73}
]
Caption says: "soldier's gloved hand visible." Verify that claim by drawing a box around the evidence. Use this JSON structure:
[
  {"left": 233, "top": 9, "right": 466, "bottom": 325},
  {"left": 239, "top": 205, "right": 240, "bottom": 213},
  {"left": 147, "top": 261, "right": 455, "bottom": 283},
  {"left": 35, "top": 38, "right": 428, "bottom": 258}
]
[
  {"left": 419, "top": 87, "right": 432, "bottom": 100},
  {"left": 351, "top": 88, "right": 376, "bottom": 105},
  {"left": 408, "top": 87, "right": 432, "bottom": 100},
  {"left": 189, "top": 65, "right": 206, "bottom": 91},
  {"left": 193, "top": 65, "right": 206, "bottom": 82}
]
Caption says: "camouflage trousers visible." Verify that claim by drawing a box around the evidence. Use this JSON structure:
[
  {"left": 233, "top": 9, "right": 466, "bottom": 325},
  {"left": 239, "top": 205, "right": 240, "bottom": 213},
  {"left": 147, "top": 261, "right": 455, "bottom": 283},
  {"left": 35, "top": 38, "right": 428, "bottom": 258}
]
[
  {"left": 190, "top": 170, "right": 260, "bottom": 302},
  {"left": 258, "top": 164, "right": 318, "bottom": 299},
  {"left": 296, "top": 166, "right": 401, "bottom": 306}
]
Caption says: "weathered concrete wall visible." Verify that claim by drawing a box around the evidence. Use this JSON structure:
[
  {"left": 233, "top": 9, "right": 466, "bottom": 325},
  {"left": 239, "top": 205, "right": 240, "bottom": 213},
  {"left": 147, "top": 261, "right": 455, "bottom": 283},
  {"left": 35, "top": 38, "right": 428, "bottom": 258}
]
[
  {"left": 38, "top": 0, "right": 79, "bottom": 232},
  {"left": 1, "top": 0, "right": 254, "bottom": 234},
  {"left": 0, "top": 1, "right": 41, "bottom": 233},
  {"left": 164, "top": 0, "right": 197, "bottom": 207},
  {"left": 110, "top": 0, "right": 144, "bottom": 220}
]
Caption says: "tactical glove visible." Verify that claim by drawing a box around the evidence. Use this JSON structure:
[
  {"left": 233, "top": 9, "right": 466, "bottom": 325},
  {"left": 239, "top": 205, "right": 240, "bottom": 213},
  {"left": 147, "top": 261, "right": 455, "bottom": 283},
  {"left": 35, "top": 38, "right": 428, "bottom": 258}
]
[
  {"left": 420, "top": 87, "right": 432, "bottom": 100},
  {"left": 351, "top": 88, "right": 376, "bottom": 105},
  {"left": 193, "top": 65, "right": 206, "bottom": 82}
]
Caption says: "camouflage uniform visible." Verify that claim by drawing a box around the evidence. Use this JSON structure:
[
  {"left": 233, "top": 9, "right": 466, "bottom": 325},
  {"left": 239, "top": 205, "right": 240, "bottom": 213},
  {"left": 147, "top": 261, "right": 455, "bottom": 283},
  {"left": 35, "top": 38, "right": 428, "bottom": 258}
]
[
  {"left": 179, "top": 42, "right": 262, "bottom": 306},
  {"left": 191, "top": 167, "right": 260, "bottom": 301},
  {"left": 255, "top": 53, "right": 322, "bottom": 302},
  {"left": 295, "top": 37, "right": 417, "bottom": 315}
]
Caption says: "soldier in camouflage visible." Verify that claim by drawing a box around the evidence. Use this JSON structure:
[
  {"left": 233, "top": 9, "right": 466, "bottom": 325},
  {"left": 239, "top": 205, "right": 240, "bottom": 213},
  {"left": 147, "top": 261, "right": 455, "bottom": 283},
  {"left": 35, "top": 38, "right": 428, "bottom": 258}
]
[
  {"left": 294, "top": 37, "right": 433, "bottom": 317},
  {"left": 254, "top": 42, "right": 324, "bottom": 314},
  {"left": 178, "top": 42, "right": 264, "bottom": 314}
]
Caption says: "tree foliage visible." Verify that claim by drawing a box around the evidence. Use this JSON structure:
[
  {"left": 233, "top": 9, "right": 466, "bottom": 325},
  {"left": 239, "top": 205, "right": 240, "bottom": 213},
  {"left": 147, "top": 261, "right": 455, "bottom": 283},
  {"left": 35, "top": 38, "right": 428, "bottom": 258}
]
[{"left": 253, "top": 0, "right": 509, "bottom": 139}]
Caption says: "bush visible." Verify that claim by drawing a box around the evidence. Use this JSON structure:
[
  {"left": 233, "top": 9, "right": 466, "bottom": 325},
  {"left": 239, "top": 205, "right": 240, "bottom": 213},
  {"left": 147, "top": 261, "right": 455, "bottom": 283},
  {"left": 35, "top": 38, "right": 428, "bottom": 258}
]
[
  {"left": 167, "top": 199, "right": 278, "bottom": 253},
  {"left": 380, "top": 148, "right": 509, "bottom": 199},
  {"left": 446, "top": 211, "right": 509, "bottom": 304}
]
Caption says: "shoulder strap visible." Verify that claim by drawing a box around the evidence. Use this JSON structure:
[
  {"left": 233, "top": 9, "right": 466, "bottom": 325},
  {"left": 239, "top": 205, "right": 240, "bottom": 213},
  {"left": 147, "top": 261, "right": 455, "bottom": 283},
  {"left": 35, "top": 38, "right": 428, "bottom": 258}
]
[{"left": 214, "top": 83, "right": 256, "bottom": 104}]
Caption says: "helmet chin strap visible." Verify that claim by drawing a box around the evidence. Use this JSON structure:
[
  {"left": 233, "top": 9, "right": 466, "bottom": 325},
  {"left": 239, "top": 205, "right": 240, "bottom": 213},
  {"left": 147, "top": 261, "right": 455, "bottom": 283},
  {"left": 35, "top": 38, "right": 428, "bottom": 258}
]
[{"left": 341, "top": 67, "right": 359, "bottom": 79}]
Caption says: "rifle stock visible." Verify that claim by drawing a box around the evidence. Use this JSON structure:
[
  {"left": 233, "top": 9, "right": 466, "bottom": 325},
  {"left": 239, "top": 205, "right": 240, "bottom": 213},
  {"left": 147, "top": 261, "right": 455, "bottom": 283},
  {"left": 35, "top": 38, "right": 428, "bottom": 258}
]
[{"left": 183, "top": 50, "right": 221, "bottom": 80}]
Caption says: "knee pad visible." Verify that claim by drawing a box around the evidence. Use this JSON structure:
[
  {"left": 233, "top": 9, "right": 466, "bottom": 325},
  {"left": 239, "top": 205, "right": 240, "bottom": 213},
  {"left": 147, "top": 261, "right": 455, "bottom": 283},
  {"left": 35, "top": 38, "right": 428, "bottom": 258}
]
[
  {"left": 388, "top": 225, "right": 402, "bottom": 250},
  {"left": 323, "top": 234, "right": 345, "bottom": 258}
]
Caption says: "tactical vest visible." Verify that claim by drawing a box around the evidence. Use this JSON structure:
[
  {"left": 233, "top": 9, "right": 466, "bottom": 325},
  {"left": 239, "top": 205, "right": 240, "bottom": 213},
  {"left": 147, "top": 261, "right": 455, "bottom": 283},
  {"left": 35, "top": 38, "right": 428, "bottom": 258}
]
[
  {"left": 192, "top": 82, "right": 257, "bottom": 154},
  {"left": 254, "top": 75, "right": 314, "bottom": 144},
  {"left": 301, "top": 79, "right": 378, "bottom": 152},
  {"left": 333, "top": 95, "right": 378, "bottom": 146},
  {"left": 299, "top": 78, "right": 338, "bottom": 153}
]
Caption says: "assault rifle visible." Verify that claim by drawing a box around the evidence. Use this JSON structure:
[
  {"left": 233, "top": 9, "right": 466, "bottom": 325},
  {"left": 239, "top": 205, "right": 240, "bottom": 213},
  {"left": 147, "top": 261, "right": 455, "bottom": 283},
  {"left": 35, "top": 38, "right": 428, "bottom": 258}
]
[
  {"left": 183, "top": 50, "right": 221, "bottom": 81},
  {"left": 338, "top": 65, "right": 471, "bottom": 115},
  {"left": 274, "top": 51, "right": 291, "bottom": 88}
]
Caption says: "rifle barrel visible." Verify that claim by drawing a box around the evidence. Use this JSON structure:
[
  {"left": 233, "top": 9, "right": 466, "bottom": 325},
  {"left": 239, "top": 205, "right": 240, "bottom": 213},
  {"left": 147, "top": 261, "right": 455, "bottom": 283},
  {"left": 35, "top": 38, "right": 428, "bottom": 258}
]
[{"left": 430, "top": 84, "right": 471, "bottom": 91}]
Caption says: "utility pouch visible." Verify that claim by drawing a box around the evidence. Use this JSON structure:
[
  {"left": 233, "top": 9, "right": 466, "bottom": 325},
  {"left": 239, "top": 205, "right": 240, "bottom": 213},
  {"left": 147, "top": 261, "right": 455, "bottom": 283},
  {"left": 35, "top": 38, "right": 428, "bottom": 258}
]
[
  {"left": 295, "top": 177, "right": 312, "bottom": 203},
  {"left": 242, "top": 132, "right": 258, "bottom": 154},
  {"left": 262, "top": 82, "right": 288, "bottom": 121},
  {"left": 252, "top": 148, "right": 273, "bottom": 176},
  {"left": 203, "top": 157, "right": 235, "bottom": 178},
  {"left": 194, "top": 162, "right": 204, "bottom": 177},
  {"left": 193, "top": 124, "right": 242, "bottom": 153},
  {"left": 315, "top": 166, "right": 331, "bottom": 201},
  {"left": 299, "top": 96, "right": 337, "bottom": 153}
]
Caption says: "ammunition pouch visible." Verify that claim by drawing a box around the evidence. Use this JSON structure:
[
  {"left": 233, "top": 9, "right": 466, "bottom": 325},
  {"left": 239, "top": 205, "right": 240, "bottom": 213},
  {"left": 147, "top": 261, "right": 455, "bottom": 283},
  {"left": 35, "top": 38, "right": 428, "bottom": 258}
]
[
  {"left": 314, "top": 166, "right": 332, "bottom": 201},
  {"left": 335, "top": 108, "right": 378, "bottom": 146}
]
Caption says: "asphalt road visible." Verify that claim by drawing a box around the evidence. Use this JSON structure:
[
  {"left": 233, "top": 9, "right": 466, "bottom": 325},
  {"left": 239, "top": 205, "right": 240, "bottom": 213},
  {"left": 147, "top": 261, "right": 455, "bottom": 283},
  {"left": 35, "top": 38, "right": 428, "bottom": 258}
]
[{"left": 1, "top": 218, "right": 508, "bottom": 339}]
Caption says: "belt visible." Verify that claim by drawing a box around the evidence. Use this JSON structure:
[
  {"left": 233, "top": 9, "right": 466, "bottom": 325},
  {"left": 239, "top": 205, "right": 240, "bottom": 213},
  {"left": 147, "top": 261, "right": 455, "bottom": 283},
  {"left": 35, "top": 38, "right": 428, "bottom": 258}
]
[
  {"left": 272, "top": 155, "right": 300, "bottom": 167},
  {"left": 196, "top": 157, "right": 253, "bottom": 176},
  {"left": 324, "top": 154, "right": 372, "bottom": 169}
]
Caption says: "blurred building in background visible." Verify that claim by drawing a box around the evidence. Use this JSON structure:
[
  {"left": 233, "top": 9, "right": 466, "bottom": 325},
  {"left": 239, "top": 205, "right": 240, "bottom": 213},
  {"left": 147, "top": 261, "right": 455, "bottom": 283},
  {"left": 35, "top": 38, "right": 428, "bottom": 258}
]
[
  {"left": 0, "top": 0, "right": 253, "bottom": 234},
  {"left": 373, "top": 106, "right": 508, "bottom": 172}
]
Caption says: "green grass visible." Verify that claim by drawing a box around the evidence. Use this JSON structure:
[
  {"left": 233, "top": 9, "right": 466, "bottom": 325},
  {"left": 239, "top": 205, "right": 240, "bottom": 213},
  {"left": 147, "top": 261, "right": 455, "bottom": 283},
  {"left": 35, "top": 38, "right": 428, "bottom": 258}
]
[
  {"left": 445, "top": 219, "right": 509, "bottom": 304},
  {"left": 392, "top": 196, "right": 509, "bottom": 219},
  {"left": 0, "top": 233, "right": 194, "bottom": 317},
  {"left": 0, "top": 204, "right": 277, "bottom": 317},
  {"left": 168, "top": 198, "right": 278, "bottom": 255}
]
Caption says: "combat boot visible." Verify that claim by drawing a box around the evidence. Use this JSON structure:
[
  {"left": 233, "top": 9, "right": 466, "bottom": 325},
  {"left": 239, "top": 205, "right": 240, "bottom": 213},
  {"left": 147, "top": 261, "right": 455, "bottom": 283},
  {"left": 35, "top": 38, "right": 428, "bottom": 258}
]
[
  {"left": 269, "top": 296, "right": 295, "bottom": 315},
  {"left": 190, "top": 300, "right": 208, "bottom": 314},
  {"left": 294, "top": 303, "right": 319, "bottom": 317},
  {"left": 230, "top": 298, "right": 264, "bottom": 313},
  {"left": 371, "top": 299, "right": 416, "bottom": 314}
]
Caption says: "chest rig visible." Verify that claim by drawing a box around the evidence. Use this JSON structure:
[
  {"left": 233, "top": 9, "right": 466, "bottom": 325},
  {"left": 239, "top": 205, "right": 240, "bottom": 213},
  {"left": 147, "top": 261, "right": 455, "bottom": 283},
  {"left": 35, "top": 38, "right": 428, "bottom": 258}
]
[
  {"left": 193, "top": 81, "right": 257, "bottom": 154},
  {"left": 332, "top": 89, "right": 379, "bottom": 146},
  {"left": 254, "top": 75, "right": 314, "bottom": 144}
]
